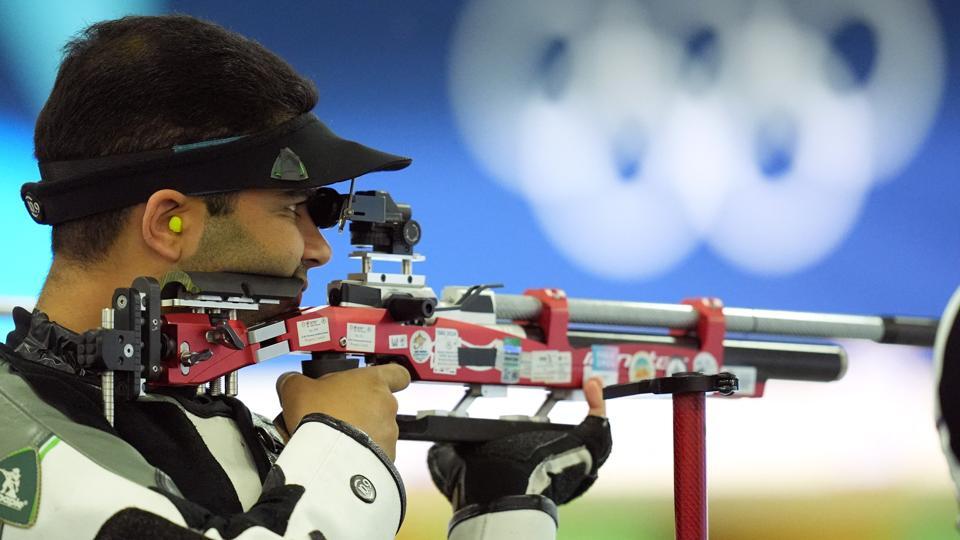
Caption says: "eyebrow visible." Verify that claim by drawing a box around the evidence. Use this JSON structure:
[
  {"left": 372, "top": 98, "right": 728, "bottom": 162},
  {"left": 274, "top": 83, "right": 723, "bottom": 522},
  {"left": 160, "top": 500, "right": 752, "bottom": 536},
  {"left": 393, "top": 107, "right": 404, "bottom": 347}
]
[{"left": 278, "top": 188, "right": 314, "bottom": 200}]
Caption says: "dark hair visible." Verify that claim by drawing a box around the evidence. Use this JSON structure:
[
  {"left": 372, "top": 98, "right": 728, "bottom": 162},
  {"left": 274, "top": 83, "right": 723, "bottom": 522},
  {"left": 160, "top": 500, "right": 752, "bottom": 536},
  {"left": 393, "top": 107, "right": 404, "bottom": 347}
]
[{"left": 35, "top": 14, "right": 319, "bottom": 264}]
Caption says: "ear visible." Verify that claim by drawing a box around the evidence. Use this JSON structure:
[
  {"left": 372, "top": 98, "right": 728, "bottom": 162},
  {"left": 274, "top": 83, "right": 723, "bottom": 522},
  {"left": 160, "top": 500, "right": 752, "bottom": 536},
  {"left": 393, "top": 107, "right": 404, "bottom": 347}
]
[{"left": 141, "top": 189, "right": 196, "bottom": 262}]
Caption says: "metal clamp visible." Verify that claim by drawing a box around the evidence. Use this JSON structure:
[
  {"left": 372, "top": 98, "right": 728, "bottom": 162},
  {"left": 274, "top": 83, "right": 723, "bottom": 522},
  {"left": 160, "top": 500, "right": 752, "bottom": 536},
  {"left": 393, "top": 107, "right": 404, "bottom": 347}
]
[{"left": 603, "top": 372, "right": 738, "bottom": 399}]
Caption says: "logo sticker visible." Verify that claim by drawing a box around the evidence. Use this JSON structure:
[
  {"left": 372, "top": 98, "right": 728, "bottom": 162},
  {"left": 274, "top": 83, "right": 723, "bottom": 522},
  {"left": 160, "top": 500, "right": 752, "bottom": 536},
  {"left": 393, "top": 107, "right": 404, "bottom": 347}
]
[
  {"left": 629, "top": 352, "right": 657, "bottom": 382},
  {"left": 350, "top": 474, "right": 376, "bottom": 503},
  {"left": 529, "top": 350, "right": 552, "bottom": 383},
  {"left": 500, "top": 337, "right": 521, "bottom": 383},
  {"left": 693, "top": 352, "right": 719, "bottom": 375},
  {"left": 388, "top": 334, "right": 408, "bottom": 350},
  {"left": 296, "top": 317, "right": 330, "bottom": 347},
  {"left": 666, "top": 357, "right": 689, "bottom": 377},
  {"left": 23, "top": 194, "right": 42, "bottom": 222},
  {"left": 432, "top": 328, "right": 460, "bottom": 375},
  {"left": 409, "top": 330, "right": 432, "bottom": 364},
  {"left": 271, "top": 147, "right": 309, "bottom": 180},
  {"left": 0, "top": 448, "right": 40, "bottom": 527},
  {"left": 588, "top": 345, "right": 621, "bottom": 386},
  {"left": 346, "top": 323, "right": 376, "bottom": 353}
]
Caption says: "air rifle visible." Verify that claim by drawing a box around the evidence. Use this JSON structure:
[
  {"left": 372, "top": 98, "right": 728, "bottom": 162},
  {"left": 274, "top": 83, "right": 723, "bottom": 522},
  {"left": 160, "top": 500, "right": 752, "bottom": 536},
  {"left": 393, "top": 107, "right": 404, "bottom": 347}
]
[{"left": 76, "top": 189, "right": 939, "bottom": 540}]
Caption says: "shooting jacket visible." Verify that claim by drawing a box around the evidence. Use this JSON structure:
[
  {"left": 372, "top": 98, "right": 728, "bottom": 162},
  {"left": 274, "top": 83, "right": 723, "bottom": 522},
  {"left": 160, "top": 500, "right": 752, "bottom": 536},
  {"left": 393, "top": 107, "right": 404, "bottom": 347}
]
[{"left": 0, "top": 308, "right": 556, "bottom": 539}]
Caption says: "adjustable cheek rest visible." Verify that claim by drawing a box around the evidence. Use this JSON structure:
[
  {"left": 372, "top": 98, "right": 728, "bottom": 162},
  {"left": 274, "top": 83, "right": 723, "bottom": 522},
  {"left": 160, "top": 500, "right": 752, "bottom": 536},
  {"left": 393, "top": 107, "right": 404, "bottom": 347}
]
[{"left": 306, "top": 188, "right": 346, "bottom": 229}]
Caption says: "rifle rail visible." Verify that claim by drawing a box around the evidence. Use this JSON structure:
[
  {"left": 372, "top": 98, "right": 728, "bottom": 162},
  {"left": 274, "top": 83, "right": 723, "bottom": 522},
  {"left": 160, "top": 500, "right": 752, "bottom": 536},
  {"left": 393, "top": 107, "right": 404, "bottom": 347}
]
[{"left": 494, "top": 295, "right": 937, "bottom": 346}]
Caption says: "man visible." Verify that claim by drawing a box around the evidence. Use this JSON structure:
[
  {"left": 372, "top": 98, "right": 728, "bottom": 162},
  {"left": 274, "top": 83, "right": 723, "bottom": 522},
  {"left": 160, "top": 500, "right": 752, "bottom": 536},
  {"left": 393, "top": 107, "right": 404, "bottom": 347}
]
[{"left": 0, "top": 14, "right": 611, "bottom": 539}]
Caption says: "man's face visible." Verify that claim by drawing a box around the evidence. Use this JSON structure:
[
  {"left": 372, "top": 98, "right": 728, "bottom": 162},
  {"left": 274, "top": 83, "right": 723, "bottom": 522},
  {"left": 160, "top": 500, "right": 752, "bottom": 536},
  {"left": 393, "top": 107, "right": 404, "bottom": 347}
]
[{"left": 179, "top": 189, "right": 332, "bottom": 318}]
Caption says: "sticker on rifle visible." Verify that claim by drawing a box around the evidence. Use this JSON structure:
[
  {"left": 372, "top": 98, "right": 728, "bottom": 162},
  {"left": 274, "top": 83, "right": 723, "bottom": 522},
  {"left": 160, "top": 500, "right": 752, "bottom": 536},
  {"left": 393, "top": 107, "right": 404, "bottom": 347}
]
[
  {"left": 530, "top": 351, "right": 552, "bottom": 382},
  {"left": 589, "top": 345, "right": 620, "bottom": 386},
  {"left": 551, "top": 351, "right": 573, "bottom": 384},
  {"left": 529, "top": 350, "right": 574, "bottom": 384},
  {"left": 432, "top": 328, "right": 460, "bottom": 375},
  {"left": 723, "top": 365, "right": 757, "bottom": 396},
  {"left": 666, "top": 357, "right": 688, "bottom": 377},
  {"left": 693, "top": 352, "right": 719, "bottom": 375},
  {"left": 409, "top": 330, "right": 432, "bottom": 364},
  {"left": 519, "top": 352, "right": 532, "bottom": 381},
  {"left": 296, "top": 317, "right": 330, "bottom": 347},
  {"left": 629, "top": 351, "right": 656, "bottom": 381},
  {"left": 389, "top": 334, "right": 408, "bottom": 350},
  {"left": 501, "top": 338, "right": 521, "bottom": 383},
  {"left": 346, "top": 323, "right": 376, "bottom": 353}
]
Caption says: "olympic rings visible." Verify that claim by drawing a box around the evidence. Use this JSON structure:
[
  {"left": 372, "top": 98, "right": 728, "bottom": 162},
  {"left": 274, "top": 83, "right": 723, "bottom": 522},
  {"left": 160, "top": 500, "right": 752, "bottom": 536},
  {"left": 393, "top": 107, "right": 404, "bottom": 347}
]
[{"left": 449, "top": 0, "right": 945, "bottom": 278}]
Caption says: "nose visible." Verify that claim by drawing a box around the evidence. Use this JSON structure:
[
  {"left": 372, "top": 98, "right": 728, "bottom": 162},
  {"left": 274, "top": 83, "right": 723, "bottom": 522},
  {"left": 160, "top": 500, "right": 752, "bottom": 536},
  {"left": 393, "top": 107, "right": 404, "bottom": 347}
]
[{"left": 299, "top": 211, "right": 332, "bottom": 269}]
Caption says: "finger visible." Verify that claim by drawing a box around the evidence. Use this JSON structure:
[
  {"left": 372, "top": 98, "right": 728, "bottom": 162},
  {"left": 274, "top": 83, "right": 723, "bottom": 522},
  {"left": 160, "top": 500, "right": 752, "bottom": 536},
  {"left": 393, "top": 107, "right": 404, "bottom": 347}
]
[
  {"left": 275, "top": 372, "right": 302, "bottom": 402},
  {"left": 584, "top": 376, "right": 606, "bottom": 418},
  {"left": 383, "top": 441, "right": 397, "bottom": 462},
  {"left": 372, "top": 363, "right": 412, "bottom": 392}
]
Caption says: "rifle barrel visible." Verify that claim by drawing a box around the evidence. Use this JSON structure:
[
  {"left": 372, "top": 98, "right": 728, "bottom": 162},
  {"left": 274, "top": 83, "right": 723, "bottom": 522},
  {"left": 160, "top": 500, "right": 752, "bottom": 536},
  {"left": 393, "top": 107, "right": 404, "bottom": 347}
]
[{"left": 495, "top": 295, "right": 937, "bottom": 346}]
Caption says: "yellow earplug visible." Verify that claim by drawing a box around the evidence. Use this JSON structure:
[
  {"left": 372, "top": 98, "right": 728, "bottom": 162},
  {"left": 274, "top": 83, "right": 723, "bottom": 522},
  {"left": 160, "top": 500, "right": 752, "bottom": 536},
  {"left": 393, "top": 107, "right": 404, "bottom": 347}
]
[{"left": 168, "top": 216, "right": 183, "bottom": 233}]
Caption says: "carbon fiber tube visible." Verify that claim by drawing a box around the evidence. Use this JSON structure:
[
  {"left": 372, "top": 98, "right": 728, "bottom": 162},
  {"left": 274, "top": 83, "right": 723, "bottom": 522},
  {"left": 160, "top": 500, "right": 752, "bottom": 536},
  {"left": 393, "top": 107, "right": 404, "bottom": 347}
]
[
  {"left": 495, "top": 294, "right": 936, "bottom": 346},
  {"left": 673, "top": 389, "right": 706, "bottom": 540}
]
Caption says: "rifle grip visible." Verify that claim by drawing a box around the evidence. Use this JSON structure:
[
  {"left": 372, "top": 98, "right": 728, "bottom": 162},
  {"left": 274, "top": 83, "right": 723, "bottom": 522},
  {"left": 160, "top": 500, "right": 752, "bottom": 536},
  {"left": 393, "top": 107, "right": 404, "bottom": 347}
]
[{"left": 302, "top": 353, "right": 360, "bottom": 378}]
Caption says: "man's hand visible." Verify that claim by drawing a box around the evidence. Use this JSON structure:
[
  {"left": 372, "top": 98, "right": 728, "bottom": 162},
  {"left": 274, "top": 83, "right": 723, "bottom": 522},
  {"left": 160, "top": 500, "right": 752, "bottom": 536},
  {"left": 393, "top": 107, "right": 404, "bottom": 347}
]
[
  {"left": 428, "top": 377, "right": 612, "bottom": 509},
  {"left": 583, "top": 376, "right": 606, "bottom": 417},
  {"left": 275, "top": 365, "right": 411, "bottom": 460}
]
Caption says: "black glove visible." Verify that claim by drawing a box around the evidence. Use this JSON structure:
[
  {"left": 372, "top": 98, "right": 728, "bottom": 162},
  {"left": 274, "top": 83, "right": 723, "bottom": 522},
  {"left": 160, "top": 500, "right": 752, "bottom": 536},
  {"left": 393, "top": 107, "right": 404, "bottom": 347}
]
[{"left": 427, "top": 415, "right": 612, "bottom": 510}]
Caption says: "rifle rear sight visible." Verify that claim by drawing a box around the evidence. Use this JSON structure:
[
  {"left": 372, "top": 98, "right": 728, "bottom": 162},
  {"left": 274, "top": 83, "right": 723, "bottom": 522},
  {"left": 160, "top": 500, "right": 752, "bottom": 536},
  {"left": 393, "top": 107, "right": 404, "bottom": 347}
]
[
  {"left": 341, "top": 190, "right": 421, "bottom": 257},
  {"left": 326, "top": 190, "right": 432, "bottom": 322}
]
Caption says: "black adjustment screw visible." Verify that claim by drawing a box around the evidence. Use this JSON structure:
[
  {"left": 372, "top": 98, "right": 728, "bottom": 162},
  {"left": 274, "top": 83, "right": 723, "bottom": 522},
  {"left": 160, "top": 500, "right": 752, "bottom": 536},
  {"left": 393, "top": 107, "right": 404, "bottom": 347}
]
[
  {"left": 715, "top": 372, "right": 739, "bottom": 396},
  {"left": 180, "top": 349, "right": 213, "bottom": 367}
]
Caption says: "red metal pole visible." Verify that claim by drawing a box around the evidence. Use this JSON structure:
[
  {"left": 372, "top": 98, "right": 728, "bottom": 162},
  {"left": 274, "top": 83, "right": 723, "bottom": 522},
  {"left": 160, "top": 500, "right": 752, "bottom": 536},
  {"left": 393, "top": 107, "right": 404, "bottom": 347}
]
[{"left": 673, "top": 390, "right": 707, "bottom": 540}]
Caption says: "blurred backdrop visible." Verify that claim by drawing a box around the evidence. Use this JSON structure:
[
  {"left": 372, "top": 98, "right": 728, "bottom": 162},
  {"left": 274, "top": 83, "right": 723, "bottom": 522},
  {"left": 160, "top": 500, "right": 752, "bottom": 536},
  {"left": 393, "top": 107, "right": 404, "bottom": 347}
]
[{"left": 0, "top": 1, "right": 958, "bottom": 538}]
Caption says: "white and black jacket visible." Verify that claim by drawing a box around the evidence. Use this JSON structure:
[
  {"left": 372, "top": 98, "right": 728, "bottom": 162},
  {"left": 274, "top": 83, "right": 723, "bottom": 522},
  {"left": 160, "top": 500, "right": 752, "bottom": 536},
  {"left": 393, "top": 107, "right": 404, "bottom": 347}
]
[{"left": 0, "top": 308, "right": 555, "bottom": 539}]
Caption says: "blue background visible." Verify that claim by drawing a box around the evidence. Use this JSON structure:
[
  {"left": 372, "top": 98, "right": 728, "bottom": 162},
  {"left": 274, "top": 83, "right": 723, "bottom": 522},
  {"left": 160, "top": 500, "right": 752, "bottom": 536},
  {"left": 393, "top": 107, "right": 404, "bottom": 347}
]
[{"left": 0, "top": 0, "right": 957, "bottom": 318}]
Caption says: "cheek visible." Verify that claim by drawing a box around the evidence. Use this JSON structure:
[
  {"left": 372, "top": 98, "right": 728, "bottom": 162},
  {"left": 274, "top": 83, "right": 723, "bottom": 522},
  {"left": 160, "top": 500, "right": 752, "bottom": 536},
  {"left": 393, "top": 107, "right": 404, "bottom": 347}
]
[
  {"left": 259, "top": 221, "right": 305, "bottom": 272},
  {"left": 207, "top": 218, "right": 304, "bottom": 276},
  {"left": 184, "top": 214, "right": 307, "bottom": 277}
]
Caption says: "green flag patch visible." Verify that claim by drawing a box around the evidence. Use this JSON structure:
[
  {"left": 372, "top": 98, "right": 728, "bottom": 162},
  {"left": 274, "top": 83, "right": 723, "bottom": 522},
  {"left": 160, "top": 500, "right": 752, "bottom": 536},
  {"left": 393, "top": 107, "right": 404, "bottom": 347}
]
[{"left": 0, "top": 447, "right": 39, "bottom": 527}]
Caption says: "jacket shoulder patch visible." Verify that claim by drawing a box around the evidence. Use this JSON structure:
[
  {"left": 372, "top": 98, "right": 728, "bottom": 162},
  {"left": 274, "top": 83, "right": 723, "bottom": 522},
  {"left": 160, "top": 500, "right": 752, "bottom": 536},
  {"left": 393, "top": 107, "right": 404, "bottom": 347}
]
[{"left": 0, "top": 447, "right": 40, "bottom": 527}]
